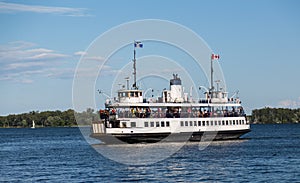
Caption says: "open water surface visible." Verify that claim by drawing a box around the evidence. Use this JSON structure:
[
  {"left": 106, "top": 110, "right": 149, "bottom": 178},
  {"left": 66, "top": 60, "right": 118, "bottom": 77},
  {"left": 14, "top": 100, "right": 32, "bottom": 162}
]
[{"left": 0, "top": 124, "right": 299, "bottom": 182}]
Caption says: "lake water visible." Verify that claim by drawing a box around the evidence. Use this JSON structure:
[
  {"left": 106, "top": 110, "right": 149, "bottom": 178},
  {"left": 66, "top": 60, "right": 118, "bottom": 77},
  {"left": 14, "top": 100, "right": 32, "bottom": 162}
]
[{"left": 0, "top": 124, "right": 299, "bottom": 182}]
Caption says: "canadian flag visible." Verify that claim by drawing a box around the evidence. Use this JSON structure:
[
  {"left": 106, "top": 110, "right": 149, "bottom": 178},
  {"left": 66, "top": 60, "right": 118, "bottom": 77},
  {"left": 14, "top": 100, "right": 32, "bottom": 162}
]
[{"left": 211, "top": 54, "right": 220, "bottom": 60}]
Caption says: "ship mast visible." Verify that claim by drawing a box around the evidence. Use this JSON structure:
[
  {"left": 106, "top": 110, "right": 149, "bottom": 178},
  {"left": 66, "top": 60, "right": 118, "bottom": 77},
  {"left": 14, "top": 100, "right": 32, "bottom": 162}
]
[
  {"left": 210, "top": 53, "right": 220, "bottom": 92},
  {"left": 210, "top": 55, "right": 214, "bottom": 92},
  {"left": 133, "top": 47, "right": 137, "bottom": 89},
  {"left": 132, "top": 41, "right": 143, "bottom": 89}
]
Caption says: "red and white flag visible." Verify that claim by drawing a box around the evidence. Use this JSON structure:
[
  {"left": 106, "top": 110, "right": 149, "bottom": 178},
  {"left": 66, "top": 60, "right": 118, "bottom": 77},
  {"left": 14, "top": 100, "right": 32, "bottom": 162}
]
[{"left": 211, "top": 54, "right": 220, "bottom": 60}]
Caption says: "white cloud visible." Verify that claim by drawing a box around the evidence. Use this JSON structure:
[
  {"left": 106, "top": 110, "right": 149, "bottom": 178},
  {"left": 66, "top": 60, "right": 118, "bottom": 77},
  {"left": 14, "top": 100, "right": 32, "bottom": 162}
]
[
  {"left": 0, "top": 2, "right": 89, "bottom": 17},
  {"left": 74, "top": 51, "right": 87, "bottom": 56},
  {"left": 0, "top": 41, "right": 117, "bottom": 83},
  {"left": 4, "top": 62, "right": 46, "bottom": 70},
  {"left": 278, "top": 98, "right": 300, "bottom": 108},
  {"left": 0, "top": 42, "right": 68, "bottom": 64},
  {"left": 0, "top": 41, "right": 71, "bottom": 83},
  {"left": 0, "top": 41, "right": 68, "bottom": 67},
  {"left": 84, "top": 56, "right": 106, "bottom": 62}
]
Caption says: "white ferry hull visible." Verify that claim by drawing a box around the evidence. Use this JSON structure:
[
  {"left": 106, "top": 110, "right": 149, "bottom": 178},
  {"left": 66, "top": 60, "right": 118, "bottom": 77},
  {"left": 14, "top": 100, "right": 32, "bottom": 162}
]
[{"left": 91, "top": 129, "right": 250, "bottom": 144}]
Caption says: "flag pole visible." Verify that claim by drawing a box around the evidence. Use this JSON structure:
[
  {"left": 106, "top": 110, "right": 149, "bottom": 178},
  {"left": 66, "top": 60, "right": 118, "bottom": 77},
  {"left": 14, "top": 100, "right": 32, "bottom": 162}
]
[
  {"left": 133, "top": 41, "right": 137, "bottom": 89},
  {"left": 210, "top": 54, "right": 214, "bottom": 92}
]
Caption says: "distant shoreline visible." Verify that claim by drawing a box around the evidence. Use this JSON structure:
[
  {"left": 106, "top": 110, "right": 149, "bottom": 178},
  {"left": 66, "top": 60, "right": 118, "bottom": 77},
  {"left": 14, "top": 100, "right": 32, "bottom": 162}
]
[
  {"left": 1, "top": 123, "right": 299, "bottom": 129},
  {"left": 0, "top": 125, "right": 91, "bottom": 129},
  {"left": 1, "top": 107, "right": 300, "bottom": 127}
]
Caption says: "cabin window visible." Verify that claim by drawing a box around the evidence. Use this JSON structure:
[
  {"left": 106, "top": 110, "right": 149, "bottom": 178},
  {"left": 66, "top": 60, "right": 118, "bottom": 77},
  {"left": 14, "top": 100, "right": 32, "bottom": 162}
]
[
  {"left": 144, "top": 122, "right": 149, "bottom": 127},
  {"left": 161, "top": 121, "right": 165, "bottom": 127},
  {"left": 218, "top": 121, "right": 221, "bottom": 125},
  {"left": 198, "top": 121, "right": 201, "bottom": 126},
  {"left": 202, "top": 121, "right": 205, "bottom": 126},
  {"left": 226, "top": 120, "right": 229, "bottom": 125},
  {"left": 206, "top": 121, "right": 209, "bottom": 126},
  {"left": 194, "top": 121, "right": 197, "bottom": 126},
  {"left": 130, "top": 92, "right": 134, "bottom": 97},
  {"left": 210, "top": 121, "right": 214, "bottom": 126},
  {"left": 156, "top": 122, "right": 160, "bottom": 127},
  {"left": 131, "top": 122, "right": 136, "bottom": 127},
  {"left": 166, "top": 121, "right": 170, "bottom": 127},
  {"left": 239, "top": 120, "right": 242, "bottom": 125},
  {"left": 180, "top": 121, "right": 184, "bottom": 126},
  {"left": 122, "top": 122, "right": 127, "bottom": 128},
  {"left": 229, "top": 120, "right": 232, "bottom": 125},
  {"left": 150, "top": 122, "right": 154, "bottom": 127},
  {"left": 135, "top": 92, "right": 139, "bottom": 97},
  {"left": 189, "top": 121, "right": 193, "bottom": 126},
  {"left": 242, "top": 120, "right": 245, "bottom": 124},
  {"left": 214, "top": 121, "right": 218, "bottom": 126},
  {"left": 233, "top": 120, "right": 236, "bottom": 125},
  {"left": 222, "top": 120, "right": 225, "bottom": 125}
]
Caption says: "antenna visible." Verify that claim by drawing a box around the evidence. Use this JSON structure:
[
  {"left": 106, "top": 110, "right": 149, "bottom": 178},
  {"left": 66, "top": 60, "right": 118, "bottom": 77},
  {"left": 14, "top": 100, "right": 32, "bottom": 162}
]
[
  {"left": 189, "top": 85, "right": 193, "bottom": 102},
  {"left": 215, "top": 80, "right": 221, "bottom": 91},
  {"left": 125, "top": 77, "right": 130, "bottom": 90},
  {"left": 97, "top": 89, "right": 111, "bottom": 99}
]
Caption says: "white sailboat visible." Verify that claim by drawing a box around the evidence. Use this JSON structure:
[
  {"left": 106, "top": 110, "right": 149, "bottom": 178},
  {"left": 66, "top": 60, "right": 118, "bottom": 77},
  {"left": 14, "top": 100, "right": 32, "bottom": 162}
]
[{"left": 31, "top": 120, "right": 35, "bottom": 129}]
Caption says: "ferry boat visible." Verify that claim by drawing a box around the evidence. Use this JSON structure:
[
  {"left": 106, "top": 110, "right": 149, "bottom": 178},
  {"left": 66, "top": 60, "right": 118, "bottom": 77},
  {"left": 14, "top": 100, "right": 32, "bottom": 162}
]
[{"left": 91, "top": 42, "right": 250, "bottom": 144}]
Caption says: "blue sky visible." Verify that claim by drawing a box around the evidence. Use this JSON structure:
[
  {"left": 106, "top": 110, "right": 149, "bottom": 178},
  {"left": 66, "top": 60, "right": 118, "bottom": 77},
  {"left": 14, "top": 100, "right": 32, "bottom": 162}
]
[{"left": 1, "top": 0, "right": 300, "bottom": 115}]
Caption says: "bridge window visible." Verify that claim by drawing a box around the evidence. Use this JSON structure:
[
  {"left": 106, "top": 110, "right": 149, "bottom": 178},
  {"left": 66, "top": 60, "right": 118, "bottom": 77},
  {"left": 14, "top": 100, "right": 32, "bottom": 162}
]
[{"left": 130, "top": 92, "right": 134, "bottom": 97}]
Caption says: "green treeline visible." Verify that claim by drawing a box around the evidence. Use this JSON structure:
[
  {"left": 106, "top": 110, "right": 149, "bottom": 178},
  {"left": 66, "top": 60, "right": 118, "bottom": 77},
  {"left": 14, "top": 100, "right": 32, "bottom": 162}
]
[
  {"left": 1, "top": 107, "right": 299, "bottom": 127},
  {"left": 251, "top": 107, "right": 300, "bottom": 124},
  {"left": 0, "top": 108, "right": 99, "bottom": 128}
]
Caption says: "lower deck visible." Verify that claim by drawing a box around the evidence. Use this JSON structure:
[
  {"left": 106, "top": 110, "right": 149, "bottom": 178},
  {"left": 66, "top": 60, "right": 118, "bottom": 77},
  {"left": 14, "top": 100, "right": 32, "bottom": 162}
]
[{"left": 91, "top": 116, "right": 250, "bottom": 144}]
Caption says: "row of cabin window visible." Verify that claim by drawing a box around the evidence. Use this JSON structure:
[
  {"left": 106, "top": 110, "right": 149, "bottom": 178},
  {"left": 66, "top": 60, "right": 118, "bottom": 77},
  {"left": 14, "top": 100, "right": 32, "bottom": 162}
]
[
  {"left": 130, "top": 119, "right": 245, "bottom": 128},
  {"left": 119, "top": 91, "right": 142, "bottom": 98},
  {"left": 144, "top": 121, "right": 170, "bottom": 128},
  {"left": 180, "top": 119, "right": 245, "bottom": 127}
]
